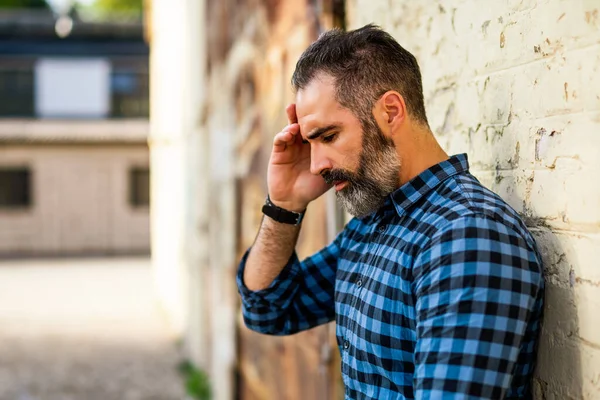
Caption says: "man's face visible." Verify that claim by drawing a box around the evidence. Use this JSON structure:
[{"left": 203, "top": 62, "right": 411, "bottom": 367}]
[{"left": 296, "top": 75, "right": 401, "bottom": 217}]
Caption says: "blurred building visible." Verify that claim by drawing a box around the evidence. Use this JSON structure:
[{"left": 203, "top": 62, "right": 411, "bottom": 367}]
[
  {"left": 0, "top": 8, "right": 150, "bottom": 257},
  {"left": 150, "top": 0, "right": 600, "bottom": 399}
]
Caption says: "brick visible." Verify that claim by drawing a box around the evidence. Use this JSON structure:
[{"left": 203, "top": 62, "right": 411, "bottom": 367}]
[
  {"left": 575, "top": 282, "right": 600, "bottom": 349},
  {"left": 535, "top": 283, "right": 583, "bottom": 399},
  {"left": 512, "top": 47, "right": 600, "bottom": 120}
]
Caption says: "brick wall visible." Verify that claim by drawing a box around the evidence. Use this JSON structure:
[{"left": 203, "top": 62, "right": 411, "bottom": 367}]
[{"left": 347, "top": 0, "right": 600, "bottom": 398}]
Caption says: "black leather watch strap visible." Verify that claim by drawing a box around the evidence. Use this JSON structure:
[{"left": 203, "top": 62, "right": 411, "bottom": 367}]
[{"left": 262, "top": 196, "right": 305, "bottom": 225}]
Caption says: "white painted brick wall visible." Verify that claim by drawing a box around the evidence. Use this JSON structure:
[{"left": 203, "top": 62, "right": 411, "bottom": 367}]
[{"left": 347, "top": 0, "right": 600, "bottom": 398}]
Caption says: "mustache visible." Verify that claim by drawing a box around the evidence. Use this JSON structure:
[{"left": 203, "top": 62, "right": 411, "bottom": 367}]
[{"left": 321, "top": 169, "right": 356, "bottom": 186}]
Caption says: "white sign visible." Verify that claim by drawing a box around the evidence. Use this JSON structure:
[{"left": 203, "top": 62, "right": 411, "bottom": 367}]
[{"left": 35, "top": 58, "right": 111, "bottom": 118}]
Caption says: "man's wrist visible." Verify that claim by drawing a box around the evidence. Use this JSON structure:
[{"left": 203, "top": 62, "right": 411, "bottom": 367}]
[
  {"left": 268, "top": 197, "right": 307, "bottom": 214},
  {"left": 263, "top": 196, "right": 306, "bottom": 225}
]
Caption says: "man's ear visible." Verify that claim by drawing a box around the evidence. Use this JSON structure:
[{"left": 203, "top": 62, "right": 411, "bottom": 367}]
[{"left": 373, "top": 91, "right": 406, "bottom": 138}]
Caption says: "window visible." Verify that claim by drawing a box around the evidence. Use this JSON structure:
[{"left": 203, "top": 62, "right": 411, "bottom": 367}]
[
  {"left": 0, "top": 168, "right": 31, "bottom": 208},
  {"left": 0, "top": 69, "right": 35, "bottom": 117},
  {"left": 111, "top": 70, "right": 149, "bottom": 118},
  {"left": 129, "top": 168, "right": 150, "bottom": 207},
  {"left": 0, "top": 59, "right": 149, "bottom": 119}
]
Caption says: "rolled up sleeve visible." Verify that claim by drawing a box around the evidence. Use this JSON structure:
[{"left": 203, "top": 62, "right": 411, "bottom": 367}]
[{"left": 236, "top": 231, "right": 343, "bottom": 335}]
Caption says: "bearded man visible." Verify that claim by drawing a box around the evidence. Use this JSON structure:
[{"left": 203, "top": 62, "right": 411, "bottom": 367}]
[{"left": 236, "top": 24, "right": 544, "bottom": 400}]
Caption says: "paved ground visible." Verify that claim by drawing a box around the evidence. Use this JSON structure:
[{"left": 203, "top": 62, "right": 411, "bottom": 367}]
[{"left": 0, "top": 257, "right": 186, "bottom": 400}]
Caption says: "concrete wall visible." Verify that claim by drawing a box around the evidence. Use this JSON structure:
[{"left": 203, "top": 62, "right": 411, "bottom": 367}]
[
  {"left": 149, "top": 0, "right": 218, "bottom": 393},
  {"left": 347, "top": 0, "right": 600, "bottom": 398},
  {"left": 0, "top": 144, "right": 150, "bottom": 256}
]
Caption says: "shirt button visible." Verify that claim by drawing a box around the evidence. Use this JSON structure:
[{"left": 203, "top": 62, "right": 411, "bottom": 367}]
[
  {"left": 343, "top": 340, "right": 350, "bottom": 350},
  {"left": 378, "top": 224, "right": 387, "bottom": 233},
  {"left": 356, "top": 279, "right": 362, "bottom": 287}
]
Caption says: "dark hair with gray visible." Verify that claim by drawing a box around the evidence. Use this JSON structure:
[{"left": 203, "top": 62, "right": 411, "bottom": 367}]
[{"left": 291, "top": 24, "right": 428, "bottom": 126}]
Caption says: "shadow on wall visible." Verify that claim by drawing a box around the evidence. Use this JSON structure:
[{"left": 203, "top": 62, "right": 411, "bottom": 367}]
[{"left": 489, "top": 134, "right": 582, "bottom": 399}]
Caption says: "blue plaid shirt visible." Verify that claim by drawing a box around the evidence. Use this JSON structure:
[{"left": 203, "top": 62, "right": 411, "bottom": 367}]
[{"left": 237, "top": 154, "right": 544, "bottom": 399}]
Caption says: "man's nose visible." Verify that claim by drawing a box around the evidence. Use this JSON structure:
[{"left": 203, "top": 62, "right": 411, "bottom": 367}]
[{"left": 310, "top": 147, "right": 332, "bottom": 176}]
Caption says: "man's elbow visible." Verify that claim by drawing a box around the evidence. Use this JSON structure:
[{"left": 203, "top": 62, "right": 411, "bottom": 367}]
[{"left": 241, "top": 313, "right": 301, "bottom": 336}]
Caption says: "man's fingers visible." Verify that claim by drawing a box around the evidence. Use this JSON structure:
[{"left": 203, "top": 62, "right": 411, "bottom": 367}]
[
  {"left": 286, "top": 104, "right": 298, "bottom": 125},
  {"left": 273, "top": 124, "right": 299, "bottom": 149},
  {"left": 273, "top": 131, "right": 292, "bottom": 146}
]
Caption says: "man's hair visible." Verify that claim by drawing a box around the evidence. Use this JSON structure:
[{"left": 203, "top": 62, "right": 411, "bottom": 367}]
[{"left": 291, "top": 24, "right": 428, "bottom": 125}]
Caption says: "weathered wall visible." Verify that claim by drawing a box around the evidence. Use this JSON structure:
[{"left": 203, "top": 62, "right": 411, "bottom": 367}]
[
  {"left": 0, "top": 144, "right": 149, "bottom": 256},
  {"left": 149, "top": 0, "right": 209, "bottom": 377},
  {"left": 150, "top": 0, "right": 345, "bottom": 398},
  {"left": 347, "top": 0, "right": 600, "bottom": 398},
  {"left": 204, "top": 1, "right": 343, "bottom": 398}
]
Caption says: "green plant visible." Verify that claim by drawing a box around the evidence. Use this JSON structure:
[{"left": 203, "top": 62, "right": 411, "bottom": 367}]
[
  {"left": 0, "top": 0, "right": 49, "bottom": 8},
  {"left": 177, "top": 360, "right": 211, "bottom": 400}
]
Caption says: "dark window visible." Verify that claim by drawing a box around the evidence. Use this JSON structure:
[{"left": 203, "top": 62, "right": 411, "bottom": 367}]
[
  {"left": 0, "top": 69, "right": 35, "bottom": 117},
  {"left": 111, "top": 70, "right": 149, "bottom": 118},
  {"left": 0, "top": 168, "right": 31, "bottom": 207},
  {"left": 129, "top": 168, "right": 150, "bottom": 207}
]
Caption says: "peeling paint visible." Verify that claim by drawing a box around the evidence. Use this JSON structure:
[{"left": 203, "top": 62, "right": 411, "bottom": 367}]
[
  {"left": 585, "top": 9, "right": 598, "bottom": 25},
  {"left": 500, "top": 31, "right": 506, "bottom": 48},
  {"left": 575, "top": 276, "right": 600, "bottom": 287},
  {"left": 521, "top": 172, "right": 535, "bottom": 218},
  {"left": 508, "top": 141, "right": 520, "bottom": 168},
  {"left": 440, "top": 103, "right": 455, "bottom": 135},
  {"left": 535, "top": 128, "right": 547, "bottom": 161},
  {"left": 481, "top": 20, "right": 490, "bottom": 35},
  {"left": 570, "top": 268, "right": 576, "bottom": 287}
]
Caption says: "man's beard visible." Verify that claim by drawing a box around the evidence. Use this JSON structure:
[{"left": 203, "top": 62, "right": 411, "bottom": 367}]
[{"left": 322, "top": 118, "right": 400, "bottom": 217}]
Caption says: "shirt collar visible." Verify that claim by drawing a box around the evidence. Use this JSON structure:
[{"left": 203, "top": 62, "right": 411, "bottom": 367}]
[{"left": 390, "top": 153, "right": 470, "bottom": 217}]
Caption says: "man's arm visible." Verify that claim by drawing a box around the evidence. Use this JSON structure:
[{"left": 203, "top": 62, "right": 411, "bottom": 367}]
[
  {"left": 236, "top": 102, "right": 337, "bottom": 335},
  {"left": 244, "top": 216, "right": 301, "bottom": 291},
  {"left": 236, "top": 218, "right": 345, "bottom": 335},
  {"left": 412, "top": 216, "right": 544, "bottom": 399}
]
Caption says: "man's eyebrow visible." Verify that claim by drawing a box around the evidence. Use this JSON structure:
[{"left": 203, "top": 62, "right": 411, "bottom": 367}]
[{"left": 304, "top": 124, "right": 340, "bottom": 142}]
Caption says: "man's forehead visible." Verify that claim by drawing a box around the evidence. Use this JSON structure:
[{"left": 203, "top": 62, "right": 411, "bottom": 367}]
[{"left": 295, "top": 75, "right": 338, "bottom": 120}]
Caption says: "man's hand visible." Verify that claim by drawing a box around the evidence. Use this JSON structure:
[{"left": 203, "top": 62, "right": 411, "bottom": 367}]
[{"left": 268, "top": 104, "right": 331, "bottom": 212}]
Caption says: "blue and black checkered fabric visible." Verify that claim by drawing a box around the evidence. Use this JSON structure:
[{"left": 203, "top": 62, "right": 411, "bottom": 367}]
[{"left": 237, "top": 154, "right": 544, "bottom": 399}]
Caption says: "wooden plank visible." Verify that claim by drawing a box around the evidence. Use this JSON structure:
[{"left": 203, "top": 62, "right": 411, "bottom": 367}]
[{"left": 203, "top": 0, "right": 345, "bottom": 398}]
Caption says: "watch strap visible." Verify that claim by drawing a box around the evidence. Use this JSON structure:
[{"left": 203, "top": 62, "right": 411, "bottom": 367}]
[{"left": 262, "top": 196, "right": 305, "bottom": 225}]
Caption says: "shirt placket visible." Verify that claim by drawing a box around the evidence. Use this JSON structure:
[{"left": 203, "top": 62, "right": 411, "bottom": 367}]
[{"left": 342, "top": 221, "right": 388, "bottom": 384}]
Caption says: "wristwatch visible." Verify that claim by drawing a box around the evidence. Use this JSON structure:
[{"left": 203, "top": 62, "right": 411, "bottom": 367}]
[{"left": 262, "top": 195, "right": 305, "bottom": 225}]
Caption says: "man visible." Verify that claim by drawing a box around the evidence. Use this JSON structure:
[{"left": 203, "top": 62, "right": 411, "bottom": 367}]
[{"left": 236, "top": 24, "right": 544, "bottom": 399}]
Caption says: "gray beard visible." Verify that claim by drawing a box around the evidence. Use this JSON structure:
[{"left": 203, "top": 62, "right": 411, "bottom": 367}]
[{"left": 335, "top": 122, "right": 400, "bottom": 218}]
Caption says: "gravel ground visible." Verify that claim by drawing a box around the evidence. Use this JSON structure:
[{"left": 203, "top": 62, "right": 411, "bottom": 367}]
[{"left": 0, "top": 257, "right": 186, "bottom": 400}]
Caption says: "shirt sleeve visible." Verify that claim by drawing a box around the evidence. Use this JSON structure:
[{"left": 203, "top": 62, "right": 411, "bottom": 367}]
[
  {"left": 236, "top": 228, "right": 344, "bottom": 335},
  {"left": 412, "top": 215, "right": 544, "bottom": 400}
]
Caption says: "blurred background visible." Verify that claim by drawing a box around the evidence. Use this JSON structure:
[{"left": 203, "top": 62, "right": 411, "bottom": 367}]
[{"left": 1, "top": 0, "right": 599, "bottom": 399}]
